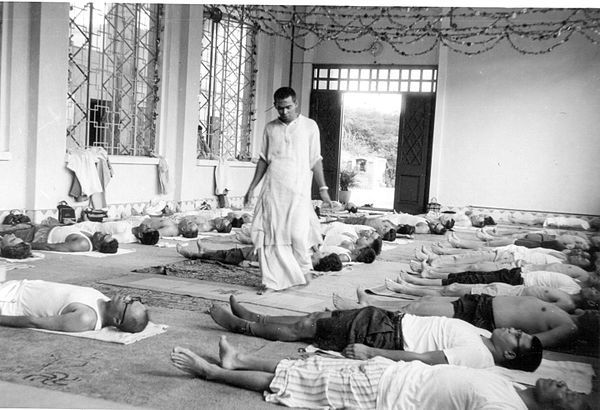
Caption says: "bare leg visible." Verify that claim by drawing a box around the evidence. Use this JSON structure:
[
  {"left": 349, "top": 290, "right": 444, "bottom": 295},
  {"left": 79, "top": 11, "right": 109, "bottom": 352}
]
[
  {"left": 385, "top": 278, "right": 442, "bottom": 297},
  {"left": 355, "top": 287, "right": 414, "bottom": 311},
  {"left": 170, "top": 346, "right": 274, "bottom": 391},
  {"left": 176, "top": 241, "right": 202, "bottom": 259},
  {"left": 219, "top": 335, "right": 278, "bottom": 373},
  {"left": 399, "top": 270, "right": 443, "bottom": 286},
  {"left": 229, "top": 295, "right": 330, "bottom": 325},
  {"left": 210, "top": 304, "right": 324, "bottom": 341}
]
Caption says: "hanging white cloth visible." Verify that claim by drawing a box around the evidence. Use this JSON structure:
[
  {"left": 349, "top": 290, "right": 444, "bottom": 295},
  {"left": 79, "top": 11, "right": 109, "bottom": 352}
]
[
  {"left": 214, "top": 157, "right": 230, "bottom": 195},
  {"left": 66, "top": 149, "right": 103, "bottom": 197}
]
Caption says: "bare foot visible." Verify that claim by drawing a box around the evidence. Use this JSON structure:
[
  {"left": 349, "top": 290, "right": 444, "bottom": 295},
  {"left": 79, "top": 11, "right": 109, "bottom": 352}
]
[
  {"left": 209, "top": 303, "right": 251, "bottom": 334},
  {"left": 170, "top": 346, "right": 217, "bottom": 378},
  {"left": 448, "top": 234, "right": 461, "bottom": 248},
  {"left": 176, "top": 243, "right": 195, "bottom": 258},
  {"left": 476, "top": 229, "right": 494, "bottom": 241},
  {"left": 409, "top": 260, "right": 424, "bottom": 273},
  {"left": 230, "top": 295, "right": 264, "bottom": 322},
  {"left": 385, "top": 278, "right": 410, "bottom": 293},
  {"left": 218, "top": 335, "right": 240, "bottom": 370},
  {"left": 430, "top": 244, "right": 447, "bottom": 254},
  {"left": 332, "top": 293, "right": 362, "bottom": 310},
  {"left": 414, "top": 246, "right": 428, "bottom": 261},
  {"left": 398, "top": 270, "right": 416, "bottom": 283}
]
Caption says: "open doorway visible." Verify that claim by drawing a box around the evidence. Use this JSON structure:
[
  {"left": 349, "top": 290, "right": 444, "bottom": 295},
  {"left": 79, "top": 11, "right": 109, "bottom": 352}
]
[{"left": 341, "top": 92, "right": 402, "bottom": 209}]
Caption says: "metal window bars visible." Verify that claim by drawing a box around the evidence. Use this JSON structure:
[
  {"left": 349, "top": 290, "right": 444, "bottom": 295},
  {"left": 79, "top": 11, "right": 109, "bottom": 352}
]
[
  {"left": 67, "top": 3, "right": 162, "bottom": 156},
  {"left": 198, "top": 7, "right": 257, "bottom": 160}
]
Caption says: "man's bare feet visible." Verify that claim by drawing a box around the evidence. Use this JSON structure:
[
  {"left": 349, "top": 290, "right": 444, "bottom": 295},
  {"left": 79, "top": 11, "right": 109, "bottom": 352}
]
[
  {"left": 448, "top": 233, "right": 461, "bottom": 248},
  {"left": 476, "top": 229, "right": 494, "bottom": 241},
  {"left": 430, "top": 244, "right": 447, "bottom": 254},
  {"left": 385, "top": 278, "right": 413, "bottom": 294},
  {"left": 414, "top": 246, "right": 429, "bottom": 261},
  {"left": 209, "top": 303, "right": 251, "bottom": 334},
  {"left": 409, "top": 260, "right": 424, "bottom": 273},
  {"left": 218, "top": 335, "right": 240, "bottom": 370},
  {"left": 398, "top": 270, "right": 417, "bottom": 284},
  {"left": 170, "top": 346, "right": 217, "bottom": 379},
  {"left": 229, "top": 295, "right": 265, "bottom": 322},
  {"left": 332, "top": 293, "right": 362, "bottom": 310}
]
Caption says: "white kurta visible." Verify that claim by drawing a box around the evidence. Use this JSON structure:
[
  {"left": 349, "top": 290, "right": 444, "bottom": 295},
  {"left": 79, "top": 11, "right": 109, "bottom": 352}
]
[{"left": 251, "top": 115, "right": 323, "bottom": 290}]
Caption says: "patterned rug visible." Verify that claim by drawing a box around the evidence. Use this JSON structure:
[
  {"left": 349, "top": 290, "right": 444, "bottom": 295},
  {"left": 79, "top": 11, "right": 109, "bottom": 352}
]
[{"left": 135, "top": 259, "right": 262, "bottom": 289}]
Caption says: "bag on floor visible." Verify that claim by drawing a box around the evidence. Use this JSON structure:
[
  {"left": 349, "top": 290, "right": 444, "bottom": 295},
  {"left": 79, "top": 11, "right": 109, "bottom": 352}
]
[
  {"left": 82, "top": 208, "right": 108, "bottom": 222},
  {"left": 2, "top": 209, "right": 31, "bottom": 225},
  {"left": 57, "top": 201, "right": 76, "bottom": 225}
]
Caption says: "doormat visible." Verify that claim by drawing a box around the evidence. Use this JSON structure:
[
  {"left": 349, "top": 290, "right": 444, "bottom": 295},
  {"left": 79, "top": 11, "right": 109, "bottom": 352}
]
[{"left": 134, "top": 259, "right": 262, "bottom": 289}]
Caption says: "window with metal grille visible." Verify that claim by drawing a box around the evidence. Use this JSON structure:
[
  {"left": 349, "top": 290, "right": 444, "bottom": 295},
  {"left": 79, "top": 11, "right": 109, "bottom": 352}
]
[
  {"left": 67, "top": 3, "right": 162, "bottom": 156},
  {"left": 197, "top": 7, "right": 257, "bottom": 161},
  {"left": 312, "top": 66, "right": 437, "bottom": 93}
]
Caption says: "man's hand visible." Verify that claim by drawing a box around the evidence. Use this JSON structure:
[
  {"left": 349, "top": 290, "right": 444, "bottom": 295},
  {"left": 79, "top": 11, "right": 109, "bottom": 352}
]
[
  {"left": 342, "top": 343, "right": 374, "bottom": 360},
  {"left": 244, "top": 189, "right": 254, "bottom": 206},
  {"left": 319, "top": 189, "right": 332, "bottom": 208}
]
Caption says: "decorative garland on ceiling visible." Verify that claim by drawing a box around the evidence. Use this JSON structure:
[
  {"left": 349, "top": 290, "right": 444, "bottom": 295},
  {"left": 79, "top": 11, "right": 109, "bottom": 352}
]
[{"left": 215, "top": 6, "right": 600, "bottom": 56}]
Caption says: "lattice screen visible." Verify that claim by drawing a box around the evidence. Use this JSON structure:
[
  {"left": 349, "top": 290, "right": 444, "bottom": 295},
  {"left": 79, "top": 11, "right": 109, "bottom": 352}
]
[
  {"left": 67, "top": 3, "right": 162, "bottom": 156},
  {"left": 198, "top": 9, "right": 256, "bottom": 160}
]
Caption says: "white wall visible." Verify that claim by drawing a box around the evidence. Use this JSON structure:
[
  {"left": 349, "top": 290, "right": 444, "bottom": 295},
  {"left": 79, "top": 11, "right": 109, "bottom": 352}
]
[
  {"left": 430, "top": 35, "right": 600, "bottom": 215},
  {"left": 1, "top": 4, "right": 598, "bottom": 219}
]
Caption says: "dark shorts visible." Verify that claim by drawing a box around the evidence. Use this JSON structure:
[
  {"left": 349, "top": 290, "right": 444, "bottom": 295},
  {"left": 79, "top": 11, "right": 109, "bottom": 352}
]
[
  {"left": 452, "top": 294, "right": 496, "bottom": 332},
  {"left": 515, "top": 233, "right": 566, "bottom": 251},
  {"left": 442, "top": 267, "right": 523, "bottom": 286},
  {"left": 314, "top": 307, "right": 404, "bottom": 351},
  {"left": 213, "top": 247, "right": 256, "bottom": 265}
]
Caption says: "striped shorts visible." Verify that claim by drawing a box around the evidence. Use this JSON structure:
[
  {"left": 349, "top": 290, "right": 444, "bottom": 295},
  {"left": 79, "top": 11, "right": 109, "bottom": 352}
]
[{"left": 264, "top": 356, "right": 392, "bottom": 409}]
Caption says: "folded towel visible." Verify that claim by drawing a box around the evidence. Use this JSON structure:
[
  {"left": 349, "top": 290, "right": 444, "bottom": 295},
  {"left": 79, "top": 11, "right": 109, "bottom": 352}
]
[
  {"left": 303, "top": 346, "right": 595, "bottom": 394},
  {"left": 31, "top": 321, "right": 168, "bottom": 345},
  {"left": 42, "top": 248, "right": 135, "bottom": 257}
]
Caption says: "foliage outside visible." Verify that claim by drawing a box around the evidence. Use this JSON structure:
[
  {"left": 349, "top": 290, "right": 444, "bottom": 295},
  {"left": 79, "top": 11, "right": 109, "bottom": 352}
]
[{"left": 342, "top": 101, "right": 399, "bottom": 188}]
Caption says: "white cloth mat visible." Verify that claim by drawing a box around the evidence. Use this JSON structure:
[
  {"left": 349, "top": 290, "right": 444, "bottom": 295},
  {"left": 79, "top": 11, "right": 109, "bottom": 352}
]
[
  {"left": 31, "top": 321, "right": 168, "bottom": 345},
  {"left": 42, "top": 248, "right": 135, "bottom": 257}
]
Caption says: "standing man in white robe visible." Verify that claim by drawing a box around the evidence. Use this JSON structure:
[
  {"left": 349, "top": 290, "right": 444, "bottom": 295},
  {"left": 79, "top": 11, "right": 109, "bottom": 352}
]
[{"left": 244, "top": 87, "right": 332, "bottom": 291}]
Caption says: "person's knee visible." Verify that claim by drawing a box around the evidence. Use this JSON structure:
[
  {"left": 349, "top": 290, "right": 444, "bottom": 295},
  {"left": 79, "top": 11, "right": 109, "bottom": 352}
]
[{"left": 292, "top": 316, "right": 319, "bottom": 338}]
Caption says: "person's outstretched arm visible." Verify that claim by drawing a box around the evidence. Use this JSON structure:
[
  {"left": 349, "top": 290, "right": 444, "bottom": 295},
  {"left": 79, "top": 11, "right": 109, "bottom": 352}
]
[
  {"left": 342, "top": 343, "right": 448, "bottom": 365},
  {"left": 312, "top": 159, "right": 332, "bottom": 207},
  {"left": 0, "top": 309, "right": 97, "bottom": 332},
  {"left": 244, "top": 158, "right": 268, "bottom": 206}
]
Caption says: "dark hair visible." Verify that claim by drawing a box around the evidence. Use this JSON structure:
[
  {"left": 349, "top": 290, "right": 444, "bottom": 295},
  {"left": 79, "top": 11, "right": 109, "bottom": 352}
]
[
  {"left": 118, "top": 304, "right": 149, "bottom": 333},
  {"left": 382, "top": 228, "right": 397, "bottom": 242},
  {"left": 502, "top": 336, "right": 543, "bottom": 372},
  {"left": 273, "top": 87, "right": 296, "bottom": 102},
  {"left": 98, "top": 238, "right": 119, "bottom": 254},
  {"left": 313, "top": 253, "right": 342, "bottom": 272},
  {"left": 371, "top": 237, "right": 383, "bottom": 255},
  {"left": 356, "top": 247, "right": 376, "bottom": 264},
  {"left": 214, "top": 218, "right": 232, "bottom": 233},
  {"left": 139, "top": 229, "right": 160, "bottom": 245},
  {"left": 179, "top": 220, "right": 199, "bottom": 238},
  {"left": 1, "top": 242, "right": 32, "bottom": 259}
]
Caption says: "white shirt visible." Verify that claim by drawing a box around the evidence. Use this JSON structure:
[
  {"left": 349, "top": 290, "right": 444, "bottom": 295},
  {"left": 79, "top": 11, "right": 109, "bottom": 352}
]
[
  {"left": 376, "top": 360, "right": 527, "bottom": 410},
  {"left": 321, "top": 222, "right": 375, "bottom": 247},
  {"left": 523, "top": 270, "right": 581, "bottom": 294},
  {"left": 402, "top": 314, "right": 494, "bottom": 368}
]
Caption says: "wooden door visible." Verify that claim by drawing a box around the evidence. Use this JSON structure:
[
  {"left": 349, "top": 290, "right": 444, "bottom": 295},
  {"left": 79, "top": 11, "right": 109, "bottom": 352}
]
[
  {"left": 393, "top": 93, "right": 436, "bottom": 214},
  {"left": 308, "top": 90, "right": 343, "bottom": 200}
]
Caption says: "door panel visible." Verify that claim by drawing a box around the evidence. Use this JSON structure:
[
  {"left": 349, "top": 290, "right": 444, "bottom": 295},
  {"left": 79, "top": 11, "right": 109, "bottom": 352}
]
[
  {"left": 394, "top": 94, "right": 436, "bottom": 214},
  {"left": 309, "top": 90, "right": 343, "bottom": 200}
]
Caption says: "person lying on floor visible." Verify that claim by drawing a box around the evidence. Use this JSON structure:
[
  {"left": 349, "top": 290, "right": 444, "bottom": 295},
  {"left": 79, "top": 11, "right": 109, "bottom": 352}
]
[
  {"left": 0, "top": 279, "right": 148, "bottom": 332},
  {"left": 140, "top": 215, "right": 235, "bottom": 239},
  {"left": 471, "top": 227, "right": 592, "bottom": 251},
  {"left": 328, "top": 215, "right": 398, "bottom": 241},
  {"left": 385, "top": 271, "right": 600, "bottom": 313},
  {"left": 413, "top": 236, "right": 590, "bottom": 270},
  {"left": 0, "top": 234, "right": 33, "bottom": 259},
  {"left": 176, "top": 239, "right": 370, "bottom": 272},
  {"left": 29, "top": 220, "right": 120, "bottom": 253},
  {"left": 170, "top": 336, "right": 590, "bottom": 410},
  {"left": 209, "top": 296, "right": 543, "bottom": 371},
  {"left": 409, "top": 263, "right": 599, "bottom": 295},
  {"left": 335, "top": 291, "right": 590, "bottom": 348},
  {"left": 320, "top": 221, "right": 383, "bottom": 255}
]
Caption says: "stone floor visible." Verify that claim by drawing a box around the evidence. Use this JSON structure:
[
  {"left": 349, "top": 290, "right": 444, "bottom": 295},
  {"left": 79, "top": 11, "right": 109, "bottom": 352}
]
[{"left": 0, "top": 230, "right": 598, "bottom": 409}]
